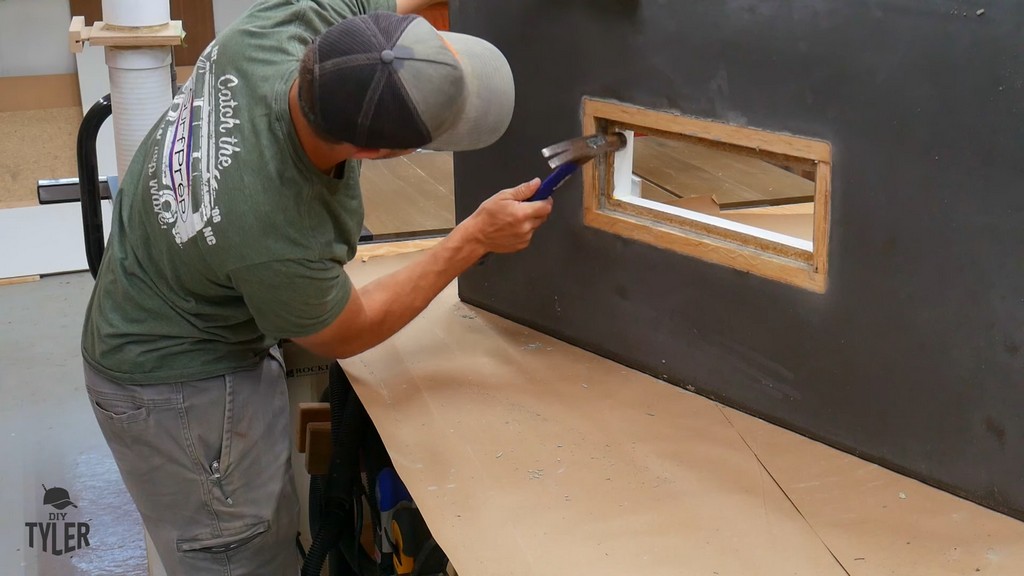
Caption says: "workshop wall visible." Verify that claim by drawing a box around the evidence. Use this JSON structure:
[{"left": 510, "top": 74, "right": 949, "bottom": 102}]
[
  {"left": 451, "top": 1, "right": 1024, "bottom": 520},
  {"left": 213, "top": 0, "right": 258, "bottom": 36},
  {"left": 0, "top": 0, "right": 76, "bottom": 77}
]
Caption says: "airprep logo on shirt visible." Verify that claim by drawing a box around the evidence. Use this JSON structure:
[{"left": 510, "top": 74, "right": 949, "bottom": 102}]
[
  {"left": 25, "top": 484, "right": 91, "bottom": 557},
  {"left": 150, "top": 42, "right": 234, "bottom": 249}
]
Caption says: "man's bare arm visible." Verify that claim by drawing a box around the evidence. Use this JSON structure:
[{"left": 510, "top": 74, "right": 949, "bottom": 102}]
[{"left": 293, "top": 178, "right": 551, "bottom": 359}]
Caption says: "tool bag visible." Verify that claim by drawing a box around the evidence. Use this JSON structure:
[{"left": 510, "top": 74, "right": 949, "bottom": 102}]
[{"left": 301, "top": 363, "right": 450, "bottom": 576}]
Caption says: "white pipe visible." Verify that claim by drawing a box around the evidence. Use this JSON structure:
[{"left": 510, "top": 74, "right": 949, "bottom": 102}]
[
  {"left": 106, "top": 47, "right": 173, "bottom": 182},
  {"left": 101, "top": 0, "right": 170, "bottom": 27},
  {"left": 101, "top": 0, "right": 173, "bottom": 182}
]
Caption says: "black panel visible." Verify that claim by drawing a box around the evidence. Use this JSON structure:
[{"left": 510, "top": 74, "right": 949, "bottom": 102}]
[{"left": 450, "top": 0, "right": 1024, "bottom": 519}]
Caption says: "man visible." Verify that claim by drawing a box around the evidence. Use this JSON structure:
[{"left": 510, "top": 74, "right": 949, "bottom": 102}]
[{"left": 80, "top": 0, "right": 551, "bottom": 573}]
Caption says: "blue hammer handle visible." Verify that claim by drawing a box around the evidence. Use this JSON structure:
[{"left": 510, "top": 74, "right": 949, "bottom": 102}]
[
  {"left": 528, "top": 163, "right": 579, "bottom": 202},
  {"left": 476, "top": 163, "right": 580, "bottom": 265}
]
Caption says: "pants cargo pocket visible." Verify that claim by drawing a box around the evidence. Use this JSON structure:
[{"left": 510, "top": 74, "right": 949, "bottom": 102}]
[{"left": 176, "top": 520, "right": 270, "bottom": 556}]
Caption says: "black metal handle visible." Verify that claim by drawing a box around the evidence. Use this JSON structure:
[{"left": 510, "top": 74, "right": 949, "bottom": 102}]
[{"left": 76, "top": 94, "right": 113, "bottom": 280}]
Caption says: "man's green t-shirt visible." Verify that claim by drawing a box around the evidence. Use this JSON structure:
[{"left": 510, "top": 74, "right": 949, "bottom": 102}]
[{"left": 82, "top": 0, "right": 397, "bottom": 384}]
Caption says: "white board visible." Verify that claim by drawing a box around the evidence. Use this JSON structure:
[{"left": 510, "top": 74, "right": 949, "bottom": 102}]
[
  {"left": 75, "top": 45, "right": 118, "bottom": 181},
  {"left": 0, "top": 202, "right": 113, "bottom": 279}
]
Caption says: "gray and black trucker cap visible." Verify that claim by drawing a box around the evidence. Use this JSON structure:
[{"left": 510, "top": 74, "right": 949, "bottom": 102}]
[{"left": 302, "top": 11, "right": 514, "bottom": 151}]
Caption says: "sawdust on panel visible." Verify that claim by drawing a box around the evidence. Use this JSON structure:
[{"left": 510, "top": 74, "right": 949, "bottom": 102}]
[{"left": 0, "top": 107, "right": 82, "bottom": 209}]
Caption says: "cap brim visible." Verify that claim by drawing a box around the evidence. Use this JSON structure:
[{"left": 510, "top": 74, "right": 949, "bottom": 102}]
[{"left": 422, "top": 32, "right": 514, "bottom": 152}]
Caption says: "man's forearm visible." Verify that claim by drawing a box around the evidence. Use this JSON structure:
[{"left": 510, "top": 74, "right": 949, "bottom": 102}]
[
  {"left": 333, "top": 222, "right": 485, "bottom": 357},
  {"left": 293, "top": 179, "right": 549, "bottom": 360}
]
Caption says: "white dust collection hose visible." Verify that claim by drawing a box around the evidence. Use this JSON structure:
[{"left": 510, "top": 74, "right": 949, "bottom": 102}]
[
  {"left": 101, "top": 0, "right": 173, "bottom": 182},
  {"left": 101, "top": 0, "right": 170, "bottom": 28}
]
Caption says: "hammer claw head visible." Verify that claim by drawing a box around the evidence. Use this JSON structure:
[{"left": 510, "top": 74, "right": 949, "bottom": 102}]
[{"left": 542, "top": 132, "right": 627, "bottom": 168}]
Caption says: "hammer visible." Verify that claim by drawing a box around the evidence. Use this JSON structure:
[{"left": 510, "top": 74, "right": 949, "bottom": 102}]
[
  {"left": 476, "top": 132, "right": 627, "bottom": 265},
  {"left": 527, "top": 132, "right": 628, "bottom": 201}
]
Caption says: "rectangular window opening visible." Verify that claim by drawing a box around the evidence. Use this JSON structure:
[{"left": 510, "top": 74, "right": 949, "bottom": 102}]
[{"left": 581, "top": 98, "right": 832, "bottom": 293}]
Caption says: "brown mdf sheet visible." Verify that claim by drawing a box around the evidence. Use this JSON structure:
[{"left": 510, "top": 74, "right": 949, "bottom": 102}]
[
  {"left": 0, "top": 74, "right": 82, "bottom": 113},
  {"left": 359, "top": 151, "right": 455, "bottom": 236},
  {"left": 633, "top": 136, "right": 814, "bottom": 206},
  {"left": 720, "top": 406, "right": 1024, "bottom": 575},
  {"left": 340, "top": 253, "right": 844, "bottom": 576},
  {"left": 339, "top": 251, "right": 1024, "bottom": 576}
]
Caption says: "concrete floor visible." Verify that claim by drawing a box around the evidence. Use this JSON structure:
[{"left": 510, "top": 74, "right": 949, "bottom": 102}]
[{"left": 1, "top": 272, "right": 148, "bottom": 576}]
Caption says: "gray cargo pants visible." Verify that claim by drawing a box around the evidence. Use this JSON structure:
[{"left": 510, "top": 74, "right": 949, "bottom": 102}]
[{"left": 83, "top": 346, "right": 301, "bottom": 575}]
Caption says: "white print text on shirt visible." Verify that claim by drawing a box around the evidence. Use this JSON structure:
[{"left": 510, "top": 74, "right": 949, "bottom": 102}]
[{"left": 148, "top": 43, "right": 242, "bottom": 247}]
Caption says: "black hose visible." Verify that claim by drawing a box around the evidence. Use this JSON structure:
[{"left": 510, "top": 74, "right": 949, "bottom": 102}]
[
  {"left": 301, "top": 365, "right": 369, "bottom": 576},
  {"left": 302, "top": 513, "right": 342, "bottom": 576},
  {"left": 76, "top": 95, "right": 113, "bottom": 279}
]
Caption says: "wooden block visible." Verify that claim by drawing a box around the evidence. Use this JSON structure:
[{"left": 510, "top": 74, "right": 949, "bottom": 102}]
[
  {"left": 0, "top": 275, "right": 40, "bottom": 287},
  {"left": 355, "top": 238, "right": 443, "bottom": 262},
  {"left": 305, "top": 422, "right": 332, "bottom": 476},
  {"left": 88, "top": 21, "right": 184, "bottom": 47},
  {"left": 68, "top": 16, "right": 90, "bottom": 54},
  {"left": 297, "top": 402, "right": 331, "bottom": 453}
]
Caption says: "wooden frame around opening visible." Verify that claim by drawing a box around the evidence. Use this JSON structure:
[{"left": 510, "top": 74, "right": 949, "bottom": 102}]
[{"left": 581, "top": 97, "right": 832, "bottom": 293}]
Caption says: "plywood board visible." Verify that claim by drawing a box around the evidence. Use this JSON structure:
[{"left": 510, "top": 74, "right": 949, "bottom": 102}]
[
  {"left": 340, "top": 253, "right": 847, "bottom": 576},
  {"left": 360, "top": 151, "right": 455, "bottom": 237},
  {"left": 0, "top": 75, "right": 82, "bottom": 113},
  {"left": 720, "top": 406, "right": 1024, "bottom": 575},
  {"left": 633, "top": 136, "right": 815, "bottom": 207},
  {"left": 663, "top": 195, "right": 814, "bottom": 242},
  {"left": 637, "top": 179, "right": 680, "bottom": 203},
  {"left": 339, "top": 251, "right": 1024, "bottom": 576}
]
